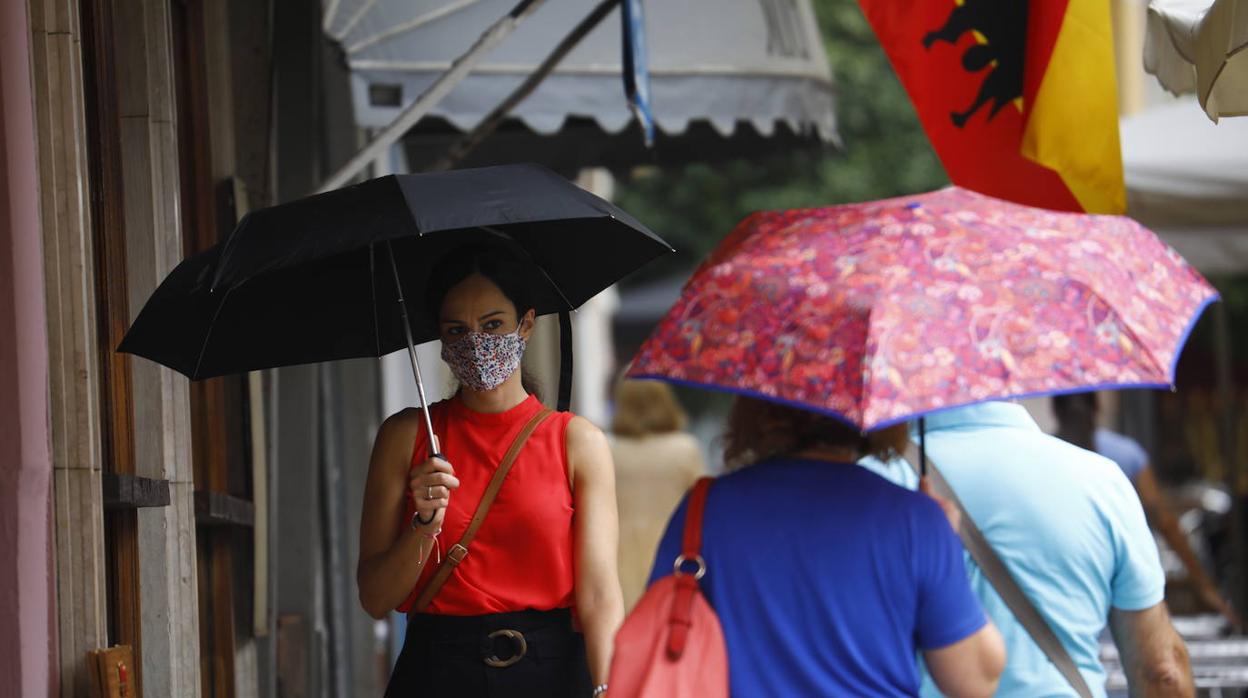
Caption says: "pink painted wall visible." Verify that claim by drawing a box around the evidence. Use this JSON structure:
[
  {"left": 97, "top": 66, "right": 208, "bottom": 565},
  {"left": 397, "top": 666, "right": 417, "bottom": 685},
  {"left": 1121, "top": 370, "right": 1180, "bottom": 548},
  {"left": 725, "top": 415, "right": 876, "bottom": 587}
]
[{"left": 0, "top": 0, "right": 57, "bottom": 696}]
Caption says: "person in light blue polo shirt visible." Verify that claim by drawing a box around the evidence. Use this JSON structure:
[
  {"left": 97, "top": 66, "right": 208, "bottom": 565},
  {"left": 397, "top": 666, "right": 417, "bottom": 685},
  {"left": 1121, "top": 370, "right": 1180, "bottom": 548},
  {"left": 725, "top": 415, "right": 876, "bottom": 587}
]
[{"left": 865, "top": 401, "right": 1192, "bottom": 697}]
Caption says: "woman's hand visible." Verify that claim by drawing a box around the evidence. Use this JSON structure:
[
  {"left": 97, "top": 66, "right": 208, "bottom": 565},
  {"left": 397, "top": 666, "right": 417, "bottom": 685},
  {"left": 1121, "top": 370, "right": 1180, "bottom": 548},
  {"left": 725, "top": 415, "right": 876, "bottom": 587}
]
[
  {"left": 409, "top": 455, "right": 459, "bottom": 528},
  {"left": 359, "top": 409, "right": 448, "bottom": 618}
]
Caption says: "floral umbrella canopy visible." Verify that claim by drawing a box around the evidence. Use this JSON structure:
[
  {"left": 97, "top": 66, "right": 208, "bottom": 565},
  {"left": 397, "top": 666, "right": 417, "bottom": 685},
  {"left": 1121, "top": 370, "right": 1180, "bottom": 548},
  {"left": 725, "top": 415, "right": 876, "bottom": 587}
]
[{"left": 629, "top": 186, "right": 1219, "bottom": 430}]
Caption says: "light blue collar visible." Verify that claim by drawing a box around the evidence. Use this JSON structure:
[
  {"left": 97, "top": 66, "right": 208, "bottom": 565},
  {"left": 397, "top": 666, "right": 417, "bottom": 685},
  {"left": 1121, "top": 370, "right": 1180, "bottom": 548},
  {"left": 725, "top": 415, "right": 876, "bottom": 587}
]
[{"left": 919, "top": 401, "right": 1041, "bottom": 433}]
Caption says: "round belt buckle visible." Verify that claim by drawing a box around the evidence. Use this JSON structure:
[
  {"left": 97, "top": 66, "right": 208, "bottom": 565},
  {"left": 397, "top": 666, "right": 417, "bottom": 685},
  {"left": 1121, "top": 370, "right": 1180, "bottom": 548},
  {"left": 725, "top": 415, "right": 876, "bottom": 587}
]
[{"left": 484, "top": 628, "right": 527, "bottom": 668}]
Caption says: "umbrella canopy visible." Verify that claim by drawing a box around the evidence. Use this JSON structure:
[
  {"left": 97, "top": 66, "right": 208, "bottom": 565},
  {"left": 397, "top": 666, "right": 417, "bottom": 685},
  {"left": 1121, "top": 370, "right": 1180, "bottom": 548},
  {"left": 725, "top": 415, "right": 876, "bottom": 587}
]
[
  {"left": 1144, "top": 0, "right": 1248, "bottom": 121},
  {"left": 628, "top": 187, "right": 1218, "bottom": 430},
  {"left": 120, "top": 163, "right": 671, "bottom": 379},
  {"left": 323, "top": 0, "right": 837, "bottom": 171}
]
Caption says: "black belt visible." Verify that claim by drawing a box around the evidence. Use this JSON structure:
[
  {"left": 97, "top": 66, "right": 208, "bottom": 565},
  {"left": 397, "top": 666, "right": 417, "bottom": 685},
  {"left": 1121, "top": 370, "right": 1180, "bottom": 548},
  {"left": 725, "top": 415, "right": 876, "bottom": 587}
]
[{"left": 405, "top": 608, "right": 580, "bottom": 668}]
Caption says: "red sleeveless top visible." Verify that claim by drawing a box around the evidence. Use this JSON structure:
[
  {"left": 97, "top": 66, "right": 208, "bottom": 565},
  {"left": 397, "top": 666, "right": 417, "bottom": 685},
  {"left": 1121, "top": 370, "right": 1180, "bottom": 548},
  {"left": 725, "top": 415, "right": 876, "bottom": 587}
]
[{"left": 397, "top": 393, "right": 578, "bottom": 615}]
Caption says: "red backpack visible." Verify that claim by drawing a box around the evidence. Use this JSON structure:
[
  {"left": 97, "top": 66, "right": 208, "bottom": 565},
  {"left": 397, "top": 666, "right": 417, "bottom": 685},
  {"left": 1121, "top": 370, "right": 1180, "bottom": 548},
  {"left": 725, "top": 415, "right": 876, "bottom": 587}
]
[{"left": 608, "top": 477, "right": 729, "bottom": 698}]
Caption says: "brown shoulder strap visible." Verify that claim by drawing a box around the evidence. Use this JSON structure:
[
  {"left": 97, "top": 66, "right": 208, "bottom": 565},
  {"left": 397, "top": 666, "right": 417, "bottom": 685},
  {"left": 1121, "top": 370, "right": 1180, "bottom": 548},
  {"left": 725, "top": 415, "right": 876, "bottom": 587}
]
[
  {"left": 413, "top": 407, "right": 554, "bottom": 611},
  {"left": 903, "top": 442, "right": 1094, "bottom": 698}
]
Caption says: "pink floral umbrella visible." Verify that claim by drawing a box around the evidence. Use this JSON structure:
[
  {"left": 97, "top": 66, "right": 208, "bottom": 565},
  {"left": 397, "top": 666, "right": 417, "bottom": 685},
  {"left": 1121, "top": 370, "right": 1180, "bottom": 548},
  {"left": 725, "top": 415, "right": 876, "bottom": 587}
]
[{"left": 628, "top": 186, "right": 1219, "bottom": 430}]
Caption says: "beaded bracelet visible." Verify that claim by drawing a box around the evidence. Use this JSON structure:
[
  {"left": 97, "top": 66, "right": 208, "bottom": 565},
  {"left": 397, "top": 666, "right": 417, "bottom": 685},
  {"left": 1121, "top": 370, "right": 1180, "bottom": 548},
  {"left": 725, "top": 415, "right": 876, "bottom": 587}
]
[{"left": 415, "top": 527, "right": 442, "bottom": 565}]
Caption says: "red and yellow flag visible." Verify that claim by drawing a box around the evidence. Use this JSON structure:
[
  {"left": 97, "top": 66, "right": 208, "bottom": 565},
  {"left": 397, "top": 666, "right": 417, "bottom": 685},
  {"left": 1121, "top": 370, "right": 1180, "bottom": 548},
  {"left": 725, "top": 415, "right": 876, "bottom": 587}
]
[{"left": 858, "top": 0, "right": 1125, "bottom": 214}]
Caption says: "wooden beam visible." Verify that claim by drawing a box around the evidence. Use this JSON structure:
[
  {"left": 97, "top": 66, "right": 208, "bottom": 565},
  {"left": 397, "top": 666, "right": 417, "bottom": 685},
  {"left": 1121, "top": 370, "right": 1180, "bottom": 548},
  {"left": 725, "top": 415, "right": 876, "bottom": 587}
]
[
  {"left": 101, "top": 474, "right": 172, "bottom": 510},
  {"left": 194, "top": 491, "right": 256, "bottom": 528}
]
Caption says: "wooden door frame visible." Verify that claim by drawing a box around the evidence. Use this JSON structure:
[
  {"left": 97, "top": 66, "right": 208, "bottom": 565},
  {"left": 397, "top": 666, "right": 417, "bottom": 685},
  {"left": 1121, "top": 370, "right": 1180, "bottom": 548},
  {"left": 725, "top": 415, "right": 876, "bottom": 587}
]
[
  {"left": 80, "top": 0, "right": 143, "bottom": 693},
  {"left": 171, "top": 1, "right": 254, "bottom": 695}
]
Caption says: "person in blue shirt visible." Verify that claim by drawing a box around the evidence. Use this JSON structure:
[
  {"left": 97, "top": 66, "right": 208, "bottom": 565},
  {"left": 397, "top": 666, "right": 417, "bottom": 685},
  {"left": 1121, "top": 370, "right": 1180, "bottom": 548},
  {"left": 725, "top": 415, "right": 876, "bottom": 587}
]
[
  {"left": 1052, "top": 392, "right": 1241, "bottom": 630},
  {"left": 1052, "top": 393, "right": 1149, "bottom": 481},
  {"left": 649, "top": 396, "right": 1005, "bottom": 698},
  {"left": 869, "top": 401, "right": 1192, "bottom": 697}
]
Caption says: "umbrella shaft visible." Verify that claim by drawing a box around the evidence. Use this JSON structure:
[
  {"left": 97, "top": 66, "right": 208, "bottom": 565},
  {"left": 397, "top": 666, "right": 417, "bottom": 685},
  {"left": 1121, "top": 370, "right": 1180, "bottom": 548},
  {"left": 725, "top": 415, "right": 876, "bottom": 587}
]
[
  {"left": 919, "top": 417, "right": 927, "bottom": 477},
  {"left": 385, "top": 242, "right": 439, "bottom": 455},
  {"left": 404, "top": 315, "right": 438, "bottom": 454}
]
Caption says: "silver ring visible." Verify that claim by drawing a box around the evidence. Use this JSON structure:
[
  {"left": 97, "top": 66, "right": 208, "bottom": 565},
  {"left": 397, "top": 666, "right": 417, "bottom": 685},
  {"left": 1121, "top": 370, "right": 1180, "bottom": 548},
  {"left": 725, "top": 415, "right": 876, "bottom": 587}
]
[
  {"left": 426, "top": 485, "right": 434, "bottom": 501},
  {"left": 673, "top": 554, "right": 706, "bottom": 580}
]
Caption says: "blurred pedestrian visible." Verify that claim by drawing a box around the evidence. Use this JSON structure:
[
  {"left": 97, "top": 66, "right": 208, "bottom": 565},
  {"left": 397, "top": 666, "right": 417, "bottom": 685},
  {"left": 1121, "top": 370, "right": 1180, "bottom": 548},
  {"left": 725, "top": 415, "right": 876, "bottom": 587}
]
[
  {"left": 648, "top": 396, "right": 1006, "bottom": 697},
  {"left": 904, "top": 401, "right": 1192, "bottom": 697},
  {"left": 357, "top": 246, "right": 623, "bottom": 698},
  {"left": 1053, "top": 392, "right": 1242, "bottom": 629},
  {"left": 609, "top": 379, "right": 705, "bottom": 611}
]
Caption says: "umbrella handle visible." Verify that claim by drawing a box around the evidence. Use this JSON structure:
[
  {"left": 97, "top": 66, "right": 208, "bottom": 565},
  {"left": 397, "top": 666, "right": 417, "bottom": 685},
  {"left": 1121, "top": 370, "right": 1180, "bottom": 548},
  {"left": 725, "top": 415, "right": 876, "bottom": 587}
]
[{"left": 412, "top": 437, "right": 445, "bottom": 530}]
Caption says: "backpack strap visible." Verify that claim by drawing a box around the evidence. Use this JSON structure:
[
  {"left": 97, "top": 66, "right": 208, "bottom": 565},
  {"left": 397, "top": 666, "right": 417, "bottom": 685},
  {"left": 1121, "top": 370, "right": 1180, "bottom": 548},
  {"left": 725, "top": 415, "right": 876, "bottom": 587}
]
[
  {"left": 668, "top": 477, "right": 714, "bottom": 659},
  {"left": 412, "top": 407, "right": 554, "bottom": 612}
]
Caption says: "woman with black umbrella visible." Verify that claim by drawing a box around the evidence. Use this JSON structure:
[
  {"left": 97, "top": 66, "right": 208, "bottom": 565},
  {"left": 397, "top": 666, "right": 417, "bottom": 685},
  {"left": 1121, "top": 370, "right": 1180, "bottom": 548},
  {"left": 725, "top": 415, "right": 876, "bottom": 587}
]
[
  {"left": 116, "top": 164, "right": 669, "bottom": 697},
  {"left": 357, "top": 245, "right": 623, "bottom": 698}
]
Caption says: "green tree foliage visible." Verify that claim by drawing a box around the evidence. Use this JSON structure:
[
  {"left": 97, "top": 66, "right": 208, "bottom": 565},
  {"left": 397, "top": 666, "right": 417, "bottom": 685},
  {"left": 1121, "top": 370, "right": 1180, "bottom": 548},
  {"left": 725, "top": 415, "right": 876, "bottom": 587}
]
[{"left": 615, "top": 0, "right": 948, "bottom": 285}]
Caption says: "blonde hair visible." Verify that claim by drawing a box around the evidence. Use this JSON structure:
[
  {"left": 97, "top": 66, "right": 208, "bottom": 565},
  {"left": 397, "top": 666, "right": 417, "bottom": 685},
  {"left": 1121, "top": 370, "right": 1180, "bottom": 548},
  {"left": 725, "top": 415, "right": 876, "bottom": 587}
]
[
  {"left": 723, "top": 396, "right": 908, "bottom": 470},
  {"left": 611, "top": 379, "right": 689, "bottom": 437}
]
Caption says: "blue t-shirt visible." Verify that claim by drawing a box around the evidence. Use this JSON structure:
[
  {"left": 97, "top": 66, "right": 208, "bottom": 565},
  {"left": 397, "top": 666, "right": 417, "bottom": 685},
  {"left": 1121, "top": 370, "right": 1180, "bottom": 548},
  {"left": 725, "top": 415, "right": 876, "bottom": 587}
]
[
  {"left": 1095, "top": 428, "right": 1150, "bottom": 482},
  {"left": 648, "top": 458, "right": 986, "bottom": 697},
  {"left": 865, "top": 403, "right": 1165, "bottom": 697}
]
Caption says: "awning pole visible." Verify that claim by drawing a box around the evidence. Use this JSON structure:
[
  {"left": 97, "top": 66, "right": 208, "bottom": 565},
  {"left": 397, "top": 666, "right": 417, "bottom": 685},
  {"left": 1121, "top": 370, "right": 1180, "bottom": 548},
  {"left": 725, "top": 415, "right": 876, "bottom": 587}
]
[
  {"left": 429, "top": 0, "right": 622, "bottom": 172},
  {"left": 315, "top": 0, "right": 546, "bottom": 194}
]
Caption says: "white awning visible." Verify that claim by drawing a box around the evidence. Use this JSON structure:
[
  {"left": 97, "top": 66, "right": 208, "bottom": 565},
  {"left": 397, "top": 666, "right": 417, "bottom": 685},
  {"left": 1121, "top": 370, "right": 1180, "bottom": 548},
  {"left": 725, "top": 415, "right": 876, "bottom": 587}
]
[
  {"left": 1122, "top": 98, "right": 1248, "bottom": 273},
  {"left": 322, "top": 0, "right": 837, "bottom": 145}
]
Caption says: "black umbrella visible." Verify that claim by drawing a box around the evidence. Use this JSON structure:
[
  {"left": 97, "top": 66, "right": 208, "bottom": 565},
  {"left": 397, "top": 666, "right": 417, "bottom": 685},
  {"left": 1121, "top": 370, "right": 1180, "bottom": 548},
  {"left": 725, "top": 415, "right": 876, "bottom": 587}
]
[{"left": 120, "top": 163, "right": 671, "bottom": 449}]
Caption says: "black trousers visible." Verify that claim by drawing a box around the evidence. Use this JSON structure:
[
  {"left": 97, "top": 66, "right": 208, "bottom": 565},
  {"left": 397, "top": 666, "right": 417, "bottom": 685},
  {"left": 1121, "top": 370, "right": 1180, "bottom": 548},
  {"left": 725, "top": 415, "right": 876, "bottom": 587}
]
[{"left": 384, "top": 608, "right": 593, "bottom": 698}]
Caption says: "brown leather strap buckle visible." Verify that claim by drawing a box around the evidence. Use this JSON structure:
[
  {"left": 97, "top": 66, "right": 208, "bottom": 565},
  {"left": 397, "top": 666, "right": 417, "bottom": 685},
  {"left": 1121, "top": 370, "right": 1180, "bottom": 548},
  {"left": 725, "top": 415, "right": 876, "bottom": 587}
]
[
  {"left": 483, "top": 629, "right": 527, "bottom": 668},
  {"left": 447, "top": 544, "right": 468, "bottom": 564}
]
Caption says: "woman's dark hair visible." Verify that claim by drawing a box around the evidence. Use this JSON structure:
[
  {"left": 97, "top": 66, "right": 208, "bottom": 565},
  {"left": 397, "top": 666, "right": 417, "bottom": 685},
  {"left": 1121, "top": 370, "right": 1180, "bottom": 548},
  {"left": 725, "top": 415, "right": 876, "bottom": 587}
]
[
  {"left": 426, "top": 244, "right": 537, "bottom": 322},
  {"left": 723, "top": 396, "right": 908, "bottom": 470},
  {"left": 427, "top": 244, "right": 543, "bottom": 398},
  {"left": 1051, "top": 392, "right": 1097, "bottom": 451}
]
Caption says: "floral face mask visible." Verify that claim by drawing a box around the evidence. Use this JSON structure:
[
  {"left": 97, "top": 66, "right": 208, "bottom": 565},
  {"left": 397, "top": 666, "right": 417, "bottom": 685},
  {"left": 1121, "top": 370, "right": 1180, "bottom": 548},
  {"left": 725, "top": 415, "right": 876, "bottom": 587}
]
[{"left": 440, "top": 329, "right": 527, "bottom": 392}]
